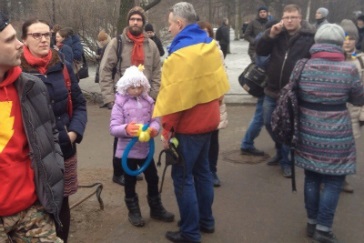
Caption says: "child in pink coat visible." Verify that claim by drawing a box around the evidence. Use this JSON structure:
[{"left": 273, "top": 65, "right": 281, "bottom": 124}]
[{"left": 110, "top": 65, "right": 174, "bottom": 227}]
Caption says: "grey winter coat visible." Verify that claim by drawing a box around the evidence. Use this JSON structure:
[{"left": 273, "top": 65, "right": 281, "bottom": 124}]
[{"left": 16, "top": 73, "right": 64, "bottom": 224}]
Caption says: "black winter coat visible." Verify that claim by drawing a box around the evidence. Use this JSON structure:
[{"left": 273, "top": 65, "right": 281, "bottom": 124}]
[
  {"left": 21, "top": 50, "right": 87, "bottom": 160},
  {"left": 16, "top": 73, "right": 64, "bottom": 225},
  {"left": 244, "top": 17, "right": 268, "bottom": 50},
  {"left": 216, "top": 24, "right": 230, "bottom": 46},
  {"left": 256, "top": 24, "right": 315, "bottom": 98},
  {"left": 150, "top": 35, "right": 165, "bottom": 56}
]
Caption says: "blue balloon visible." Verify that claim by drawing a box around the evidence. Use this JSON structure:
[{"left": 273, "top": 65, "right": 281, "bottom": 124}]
[{"left": 121, "top": 124, "right": 155, "bottom": 176}]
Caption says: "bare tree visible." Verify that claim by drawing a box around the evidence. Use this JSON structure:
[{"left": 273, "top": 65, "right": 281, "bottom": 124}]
[{"left": 117, "top": 0, "right": 134, "bottom": 35}]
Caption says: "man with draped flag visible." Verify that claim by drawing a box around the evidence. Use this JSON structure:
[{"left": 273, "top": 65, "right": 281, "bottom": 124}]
[{"left": 154, "top": 3, "right": 230, "bottom": 243}]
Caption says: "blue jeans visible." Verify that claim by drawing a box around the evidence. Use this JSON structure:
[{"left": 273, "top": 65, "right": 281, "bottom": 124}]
[
  {"left": 304, "top": 170, "right": 345, "bottom": 231},
  {"left": 262, "top": 95, "right": 291, "bottom": 167},
  {"left": 241, "top": 96, "right": 264, "bottom": 150},
  {"left": 172, "top": 133, "right": 215, "bottom": 242}
]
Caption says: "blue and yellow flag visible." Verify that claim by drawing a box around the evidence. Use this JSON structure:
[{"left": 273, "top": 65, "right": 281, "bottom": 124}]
[{"left": 153, "top": 24, "right": 230, "bottom": 117}]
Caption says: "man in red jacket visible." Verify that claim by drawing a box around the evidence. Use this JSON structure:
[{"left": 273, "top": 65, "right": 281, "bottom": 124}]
[
  {"left": 154, "top": 2, "right": 229, "bottom": 243},
  {"left": 0, "top": 12, "right": 63, "bottom": 242}
]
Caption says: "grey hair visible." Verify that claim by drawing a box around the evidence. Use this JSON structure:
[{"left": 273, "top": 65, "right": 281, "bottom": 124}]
[{"left": 170, "top": 2, "right": 197, "bottom": 24}]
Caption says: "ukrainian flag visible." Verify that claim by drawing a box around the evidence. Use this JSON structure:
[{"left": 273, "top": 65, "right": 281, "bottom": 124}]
[{"left": 153, "top": 23, "right": 230, "bottom": 117}]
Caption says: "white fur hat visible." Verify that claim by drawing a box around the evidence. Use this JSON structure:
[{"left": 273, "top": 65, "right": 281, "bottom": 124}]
[{"left": 116, "top": 65, "right": 150, "bottom": 95}]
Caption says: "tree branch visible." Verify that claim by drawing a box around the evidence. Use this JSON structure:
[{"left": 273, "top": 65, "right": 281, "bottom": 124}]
[{"left": 141, "top": 0, "right": 161, "bottom": 11}]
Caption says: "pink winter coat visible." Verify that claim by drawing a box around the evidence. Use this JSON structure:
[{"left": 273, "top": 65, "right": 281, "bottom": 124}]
[{"left": 110, "top": 93, "right": 160, "bottom": 159}]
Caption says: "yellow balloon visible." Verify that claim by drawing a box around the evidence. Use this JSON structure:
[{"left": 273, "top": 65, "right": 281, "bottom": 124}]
[
  {"left": 136, "top": 124, "right": 143, "bottom": 136},
  {"left": 139, "top": 131, "right": 150, "bottom": 142}
]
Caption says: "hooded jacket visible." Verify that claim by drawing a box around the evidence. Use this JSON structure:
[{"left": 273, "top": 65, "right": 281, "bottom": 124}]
[{"left": 0, "top": 68, "right": 64, "bottom": 223}]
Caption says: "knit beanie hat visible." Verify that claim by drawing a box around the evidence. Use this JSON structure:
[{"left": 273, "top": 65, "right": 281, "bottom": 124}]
[
  {"left": 116, "top": 65, "right": 150, "bottom": 95},
  {"left": 144, "top": 23, "right": 154, "bottom": 32},
  {"left": 340, "top": 19, "right": 359, "bottom": 43},
  {"left": 316, "top": 7, "right": 329, "bottom": 18},
  {"left": 97, "top": 30, "right": 109, "bottom": 42},
  {"left": 314, "top": 23, "right": 345, "bottom": 46},
  {"left": 127, "top": 6, "right": 146, "bottom": 25},
  {"left": 258, "top": 6, "right": 268, "bottom": 12},
  {"left": 0, "top": 11, "right": 9, "bottom": 32}
]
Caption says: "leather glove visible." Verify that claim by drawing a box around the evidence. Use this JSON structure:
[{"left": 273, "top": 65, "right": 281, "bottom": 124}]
[{"left": 126, "top": 122, "right": 140, "bottom": 136}]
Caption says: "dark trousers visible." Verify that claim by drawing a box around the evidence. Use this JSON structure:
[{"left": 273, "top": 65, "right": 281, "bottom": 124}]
[
  {"left": 123, "top": 158, "right": 159, "bottom": 198},
  {"left": 113, "top": 137, "right": 124, "bottom": 177},
  {"left": 57, "top": 197, "right": 70, "bottom": 243},
  {"left": 208, "top": 130, "right": 219, "bottom": 173},
  {"left": 220, "top": 44, "right": 228, "bottom": 58}
]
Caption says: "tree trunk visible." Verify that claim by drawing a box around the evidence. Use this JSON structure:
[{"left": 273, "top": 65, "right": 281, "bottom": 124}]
[
  {"left": 208, "top": 0, "right": 212, "bottom": 23},
  {"left": 234, "top": 0, "right": 241, "bottom": 40},
  {"left": 306, "top": 0, "right": 311, "bottom": 21},
  {"left": 141, "top": 0, "right": 161, "bottom": 11},
  {"left": 117, "top": 0, "right": 135, "bottom": 35}
]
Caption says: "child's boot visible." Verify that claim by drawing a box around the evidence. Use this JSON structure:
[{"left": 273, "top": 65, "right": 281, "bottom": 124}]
[
  {"left": 125, "top": 194, "right": 145, "bottom": 227},
  {"left": 147, "top": 194, "right": 174, "bottom": 222}
]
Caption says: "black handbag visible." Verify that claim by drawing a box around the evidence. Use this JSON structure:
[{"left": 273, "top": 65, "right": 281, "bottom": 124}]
[
  {"left": 238, "top": 62, "right": 267, "bottom": 97},
  {"left": 77, "top": 54, "right": 89, "bottom": 80}
]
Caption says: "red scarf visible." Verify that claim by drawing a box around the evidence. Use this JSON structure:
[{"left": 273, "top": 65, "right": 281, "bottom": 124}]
[
  {"left": 127, "top": 30, "right": 145, "bottom": 66},
  {"left": 0, "top": 66, "right": 22, "bottom": 88},
  {"left": 22, "top": 46, "right": 53, "bottom": 74}
]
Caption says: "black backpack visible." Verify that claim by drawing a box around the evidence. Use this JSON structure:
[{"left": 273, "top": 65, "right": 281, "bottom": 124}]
[
  {"left": 111, "top": 35, "right": 123, "bottom": 79},
  {"left": 271, "top": 58, "right": 308, "bottom": 192},
  {"left": 271, "top": 58, "right": 308, "bottom": 148}
]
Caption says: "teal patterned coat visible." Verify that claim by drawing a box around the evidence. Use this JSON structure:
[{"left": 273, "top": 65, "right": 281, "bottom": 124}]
[{"left": 295, "top": 44, "right": 364, "bottom": 175}]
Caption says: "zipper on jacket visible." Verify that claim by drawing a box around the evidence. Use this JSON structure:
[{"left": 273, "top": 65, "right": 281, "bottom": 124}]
[{"left": 279, "top": 50, "right": 289, "bottom": 90}]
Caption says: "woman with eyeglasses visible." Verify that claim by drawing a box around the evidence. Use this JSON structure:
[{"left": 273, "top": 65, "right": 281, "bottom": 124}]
[{"left": 20, "top": 19, "right": 87, "bottom": 243}]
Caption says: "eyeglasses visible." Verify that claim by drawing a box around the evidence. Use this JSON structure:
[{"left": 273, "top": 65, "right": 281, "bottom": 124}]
[
  {"left": 129, "top": 17, "right": 143, "bottom": 22},
  {"left": 282, "top": 16, "right": 300, "bottom": 21},
  {"left": 27, "top": 32, "right": 51, "bottom": 39}
]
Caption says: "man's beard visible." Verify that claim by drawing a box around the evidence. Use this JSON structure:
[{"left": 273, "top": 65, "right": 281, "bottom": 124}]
[{"left": 129, "top": 26, "right": 143, "bottom": 36}]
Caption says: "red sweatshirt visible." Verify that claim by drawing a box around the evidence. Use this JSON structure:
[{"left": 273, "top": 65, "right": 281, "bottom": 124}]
[
  {"left": 0, "top": 67, "right": 37, "bottom": 216},
  {"left": 161, "top": 99, "right": 220, "bottom": 138}
]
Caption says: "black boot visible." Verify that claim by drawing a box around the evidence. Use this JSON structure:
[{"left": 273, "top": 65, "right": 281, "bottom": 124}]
[
  {"left": 147, "top": 194, "right": 174, "bottom": 222},
  {"left": 313, "top": 230, "right": 341, "bottom": 243},
  {"left": 125, "top": 195, "right": 145, "bottom": 227}
]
